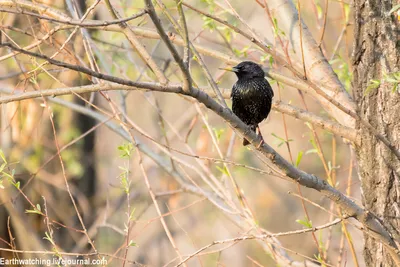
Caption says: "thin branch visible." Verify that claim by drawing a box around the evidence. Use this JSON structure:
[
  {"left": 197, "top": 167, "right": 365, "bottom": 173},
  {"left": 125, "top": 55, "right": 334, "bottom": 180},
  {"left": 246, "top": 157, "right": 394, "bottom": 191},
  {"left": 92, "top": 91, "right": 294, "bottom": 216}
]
[
  {"left": 144, "top": 0, "right": 191, "bottom": 92},
  {"left": 1, "top": 40, "right": 399, "bottom": 264},
  {"left": 318, "top": 0, "right": 329, "bottom": 47},
  {"left": 0, "top": 43, "right": 182, "bottom": 93},
  {"left": 175, "top": 217, "right": 345, "bottom": 266},
  {"left": 0, "top": 7, "right": 147, "bottom": 27},
  {"left": 103, "top": 0, "right": 168, "bottom": 84},
  {"left": 175, "top": 0, "right": 190, "bottom": 69},
  {"left": 179, "top": 3, "right": 400, "bottom": 160},
  {"left": 152, "top": 0, "right": 227, "bottom": 107},
  {"left": 0, "top": 84, "right": 358, "bottom": 143}
]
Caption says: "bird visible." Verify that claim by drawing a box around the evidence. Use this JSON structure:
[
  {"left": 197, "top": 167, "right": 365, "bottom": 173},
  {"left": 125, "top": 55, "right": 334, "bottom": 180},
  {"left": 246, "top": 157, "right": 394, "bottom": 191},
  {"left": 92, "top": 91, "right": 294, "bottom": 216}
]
[{"left": 223, "top": 61, "right": 274, "bottom": 146}]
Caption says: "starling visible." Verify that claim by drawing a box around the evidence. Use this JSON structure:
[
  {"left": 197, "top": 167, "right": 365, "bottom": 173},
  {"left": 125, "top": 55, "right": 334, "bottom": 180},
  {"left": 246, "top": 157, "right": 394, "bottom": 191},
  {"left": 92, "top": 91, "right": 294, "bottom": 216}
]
[{"left": 224, "top": 61, "right": 274, "bottom": 146}]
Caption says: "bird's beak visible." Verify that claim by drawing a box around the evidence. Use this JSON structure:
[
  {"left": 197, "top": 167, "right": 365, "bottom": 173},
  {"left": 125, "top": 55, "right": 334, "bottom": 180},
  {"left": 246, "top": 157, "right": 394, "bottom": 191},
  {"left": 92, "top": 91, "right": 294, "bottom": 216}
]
[{"left": 219, "top": 66, "right": 239, "bottom": 73}]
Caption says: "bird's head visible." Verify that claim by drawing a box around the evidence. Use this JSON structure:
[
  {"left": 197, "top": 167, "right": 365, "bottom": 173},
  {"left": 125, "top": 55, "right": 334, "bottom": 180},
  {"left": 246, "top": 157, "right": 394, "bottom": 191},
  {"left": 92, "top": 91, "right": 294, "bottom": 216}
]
[{"left": 221, "top": 61, "right": 265, "bottom": 80}]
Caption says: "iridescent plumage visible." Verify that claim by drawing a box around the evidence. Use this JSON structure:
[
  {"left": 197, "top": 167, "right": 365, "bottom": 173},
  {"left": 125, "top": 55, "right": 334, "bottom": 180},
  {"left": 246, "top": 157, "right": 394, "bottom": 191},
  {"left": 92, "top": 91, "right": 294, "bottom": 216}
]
[{"left": 230, "top": 61, "right": 274, "bottom": 146}]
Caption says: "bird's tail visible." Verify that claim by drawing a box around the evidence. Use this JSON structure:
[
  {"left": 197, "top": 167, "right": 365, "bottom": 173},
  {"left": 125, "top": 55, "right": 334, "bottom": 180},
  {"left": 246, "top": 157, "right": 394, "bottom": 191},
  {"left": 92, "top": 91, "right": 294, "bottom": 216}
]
[
  {"left": 243, "top": 138, "right": 250, "bottom": 146},
  {"left": 242, "top": 125, "right": 257, "bottom": 146}
]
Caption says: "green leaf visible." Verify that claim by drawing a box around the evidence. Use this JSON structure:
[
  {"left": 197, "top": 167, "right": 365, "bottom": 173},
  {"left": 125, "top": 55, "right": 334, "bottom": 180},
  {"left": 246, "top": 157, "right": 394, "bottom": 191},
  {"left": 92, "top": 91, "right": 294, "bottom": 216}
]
[
  {"left": 365, "top": 79, "right": 381, "bottom": 95},
  {"left": 129, "top": 208, "right": 136, "bottom": 221},
  {"left": 344, "top": 3, "right": 351, "bottom": 22},
  {"left": 128, "top": 240, "right": 138, "bottom": 247},
  {"left": 216, "top": 165, "right": 229, "bottom": 176},
  {"left": 213, "top": 128, "right": 225, "bottom": 142},
  {"left": 0, "top": 150, "right": 6, "bottom": 163},
  {"left": 271, "top": 133, "right": 292, "bottom": 147},
  {"left": 296, "top": 217, "right": 313, "bottom": 228},
  {"left": 260, "top": 54, "right": 269, "bottom": 62},
  {"left": 0, "top": 162, "right": 6, "bottom": 173},
  {"left": 232, "top": 46, "right": 250, "bottom": 57},
  {"left": 295, "top": 151, "right": 303, "bottom": 167},
  {"left": 14, "top": 181, "right": 20, "bottom": 189},
  {"left": 25, "top": 208, "right": 42, "bottom": 215},
  {"left": 118, "top": 143, "right": 134, "bottom": 158},
  {"left": 315, "top": 0, "right": 322, "bottom": 19},
  {"left": 269, "top": 56, "right": 274, "bottom": 67},
  {"left": 314, "top": 253, "right": 324, "bottom": 264},
  {"left": 202, "top": 16, "right": 217, "bottom": 31},
  {"left": 43, "top": 231, "right": 55, "bottom": 246},
  {"left": 305, "top": 149, "right": 318, "bottom": 155},
  {"left": 389, "top": 4, "right": 400, "bottom": 15}
]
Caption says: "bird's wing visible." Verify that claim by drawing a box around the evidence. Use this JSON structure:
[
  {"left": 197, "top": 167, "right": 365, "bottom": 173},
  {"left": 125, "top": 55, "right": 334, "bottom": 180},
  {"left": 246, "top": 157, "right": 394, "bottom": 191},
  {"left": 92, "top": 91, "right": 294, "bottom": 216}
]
[
  {"left": 263, "top": 78, "right": 274, "bottom": 98},
  {"left": 231, "top": 83, "right": 237, "bottom": 98}
]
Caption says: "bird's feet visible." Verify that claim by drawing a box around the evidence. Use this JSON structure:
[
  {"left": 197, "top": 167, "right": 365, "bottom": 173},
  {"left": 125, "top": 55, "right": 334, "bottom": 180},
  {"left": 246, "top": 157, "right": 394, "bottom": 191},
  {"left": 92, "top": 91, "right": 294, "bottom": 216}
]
[
  {"left": 256, "top": 136, "right": 264, "bottom": 149},
  {"left": 256, "top": 126, "right": 264, "bottom": 149}
]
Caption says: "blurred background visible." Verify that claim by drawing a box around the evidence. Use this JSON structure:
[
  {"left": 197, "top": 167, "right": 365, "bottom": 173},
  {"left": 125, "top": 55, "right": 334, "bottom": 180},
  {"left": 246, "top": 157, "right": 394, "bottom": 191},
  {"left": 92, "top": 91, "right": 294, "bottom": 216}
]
[{"left": 0, "top": 0, "right": 360, "bottom": 266}]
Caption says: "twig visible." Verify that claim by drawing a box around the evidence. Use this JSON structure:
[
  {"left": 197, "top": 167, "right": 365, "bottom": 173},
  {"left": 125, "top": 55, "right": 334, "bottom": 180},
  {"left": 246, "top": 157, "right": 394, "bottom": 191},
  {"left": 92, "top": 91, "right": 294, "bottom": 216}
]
[
  {"left": 104, "top": 0, "right": 168, "bottom": 84},
  {"left": 318, "top": 0, "right": 329, "bottom": 47},
  {"left": 175, "top": 218, "right": 345, "bottom": 266},
  {"left": 175, "top": 0, "right": 190, "bottom": 69},
  {"left": 0, "top": 85, "right": 358, "bottom": 143},
  {"left": 144, "top": 0, "right": 191, "bottom": 91},
  {"left": 0, "top": 7, "right": 147, "bottom": 27}
]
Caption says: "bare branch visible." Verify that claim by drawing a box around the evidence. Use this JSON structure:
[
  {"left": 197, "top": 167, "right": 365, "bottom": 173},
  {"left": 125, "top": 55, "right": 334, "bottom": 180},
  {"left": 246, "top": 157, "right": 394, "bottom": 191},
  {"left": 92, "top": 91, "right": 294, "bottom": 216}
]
[
  {"left": 103, "top": 0, "right": 168, "bottom": 84},
  {"left": 0, "top": 84, "right": 358, "bottom": 143},
  {"left": 0, "top": 7, "right": 147, "bottom": 27},
  {"left": 144, "top": 0, "right": 192, "bottom": 92},
  {"left": 176, "top": 217, "right": 346, "bottom": 266}
]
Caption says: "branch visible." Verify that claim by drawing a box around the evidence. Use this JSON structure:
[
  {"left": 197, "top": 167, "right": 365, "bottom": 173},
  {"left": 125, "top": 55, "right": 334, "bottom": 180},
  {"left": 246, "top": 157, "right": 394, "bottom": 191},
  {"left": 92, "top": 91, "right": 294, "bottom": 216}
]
[
  {"left": 175, "top": 0, "right": 190, "bottom": 69},
  {"left": 272, "top": 101, "right": 359, "bottom": 143},
  {"left": 0, "top": 84, "right": 358, "bottom": 143},
  {"left": 152, "top": 0, "right": 227, "bottom": 107},
  {"left": 0, "top": 0, "right": 338, "bottom": 109},
  {"left": 0, "top": 43, "right": 182, "bottom": 93},
  {"left": 0, "top": 7, "right": 147, "bottom": 27},
  {"left": 176, "top": 217, "right": 345, "bottom": 266},
  {"left": 180, "top": 1, "right": 400, "bottom": 166},
  {"left": 190, "top": 87, "right": 400, "bottom": 263},
  {"left": 144, "top": 0, "right": 192, "bottom": 92},
  {"left": 1, "top": 35, "right": 399, "bottom": 264},
  {"left": 46, "top": 97, "right": 317, "bottom": 267},
  {"left": 103, "top": 0, "right": 168, "bottom": 84}
]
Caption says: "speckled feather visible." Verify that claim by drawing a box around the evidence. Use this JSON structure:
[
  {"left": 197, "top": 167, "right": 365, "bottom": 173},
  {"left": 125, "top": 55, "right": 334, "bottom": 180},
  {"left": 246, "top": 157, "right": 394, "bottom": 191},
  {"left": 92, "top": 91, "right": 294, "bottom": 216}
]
[{"left": 229, "top": 61, "right": 274, "bottom": 145}]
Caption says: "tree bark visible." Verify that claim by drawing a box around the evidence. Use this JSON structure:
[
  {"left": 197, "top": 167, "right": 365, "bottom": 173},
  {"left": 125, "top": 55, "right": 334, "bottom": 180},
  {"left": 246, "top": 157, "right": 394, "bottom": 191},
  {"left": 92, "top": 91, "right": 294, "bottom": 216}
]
[{"left": 353, "top": 0, "right": 400, "bottom": 266}]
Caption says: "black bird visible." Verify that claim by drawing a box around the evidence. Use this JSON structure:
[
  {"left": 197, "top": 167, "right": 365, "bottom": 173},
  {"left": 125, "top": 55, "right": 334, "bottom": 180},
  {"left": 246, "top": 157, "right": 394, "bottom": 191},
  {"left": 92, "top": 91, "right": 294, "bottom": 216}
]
[{"left": 224, "top": 61, "right": 274, "bottom": 146}]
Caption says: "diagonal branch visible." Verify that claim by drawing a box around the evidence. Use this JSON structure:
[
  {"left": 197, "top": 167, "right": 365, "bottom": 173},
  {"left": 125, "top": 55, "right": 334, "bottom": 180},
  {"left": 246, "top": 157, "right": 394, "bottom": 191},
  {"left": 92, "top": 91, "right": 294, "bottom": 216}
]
[
  {"left": 0, "top": 84, "right": 358, "bottom": 143},
  {"left": 0, "top": 7, "right": 147, "bottom": 27},
  {"left": 1, "top": 42, "right": 398, "bottom": 263},
  {"left": 144, "top": 0, "right": 192, "bottom": 92},
  {"left": 103, "top": 0, "right": 168, "bottom": 84}
]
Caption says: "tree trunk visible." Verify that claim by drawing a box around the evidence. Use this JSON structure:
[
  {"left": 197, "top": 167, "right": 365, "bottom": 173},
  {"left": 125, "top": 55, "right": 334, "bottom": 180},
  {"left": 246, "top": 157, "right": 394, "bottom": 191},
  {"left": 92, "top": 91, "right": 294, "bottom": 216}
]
[{"left": 353, "top": 0, "right": 400, "bottom": 266}]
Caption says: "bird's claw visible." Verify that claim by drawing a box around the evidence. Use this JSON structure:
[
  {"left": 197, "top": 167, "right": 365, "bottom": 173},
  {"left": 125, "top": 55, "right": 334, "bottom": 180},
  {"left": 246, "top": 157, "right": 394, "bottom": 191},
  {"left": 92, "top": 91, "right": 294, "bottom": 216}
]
[{"left": 256, "top": 138, "right": 264, "bottom": 149}]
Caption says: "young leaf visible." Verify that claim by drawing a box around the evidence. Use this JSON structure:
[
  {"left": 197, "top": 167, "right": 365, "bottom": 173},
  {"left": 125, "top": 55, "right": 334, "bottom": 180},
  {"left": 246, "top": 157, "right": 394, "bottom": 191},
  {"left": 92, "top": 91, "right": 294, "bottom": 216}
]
[
  {"left": 216, "top": 165, "right": 229, "bottom": 176},
  {"left": 365, "top": 79, "right": 381, "bottom": 95},
  {"left": 295, "top": 151, "right": 303, "bottom": 167},
  {"left": 0, "top": 162, "right": 6, "bottom": 173},
  {"left": 128, "top": 240, "right": 138, "bottom": 247},
  {"left": 0, "top": 149, "right": 6, "bottom": 163},
  {"left": 14, "top": 181, "right": 20, "bottom": 189},
  {"left": 389, "top": 4, "right": 400, "bottom": 15},
  {"left": 296, "top": 217, "right": 313, "bottom": 228}
]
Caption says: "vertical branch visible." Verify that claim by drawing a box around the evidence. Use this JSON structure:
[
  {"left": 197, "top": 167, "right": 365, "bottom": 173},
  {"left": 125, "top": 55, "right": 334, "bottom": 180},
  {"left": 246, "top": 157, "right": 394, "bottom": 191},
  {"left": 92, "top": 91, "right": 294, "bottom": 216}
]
[
  {"left": 144, "top": 0, "right": 192, "bottom": 92},
  {"left": 318, "top": 0, "right": 329, "bottom": 47},
  {"left": 175, "top": 0, "right": 190, "bottom": 69},
  {"left": 104, "top": 0, "right": 168, "bottom": 84},
  {"left": 153, "top": 0, "right": 227, "bottom": 106},
  {"left": 297, "top": 0, "right": 307, "bottom": 78}
]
